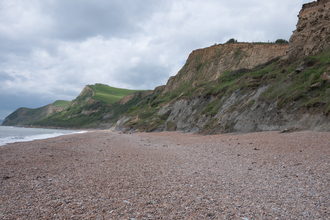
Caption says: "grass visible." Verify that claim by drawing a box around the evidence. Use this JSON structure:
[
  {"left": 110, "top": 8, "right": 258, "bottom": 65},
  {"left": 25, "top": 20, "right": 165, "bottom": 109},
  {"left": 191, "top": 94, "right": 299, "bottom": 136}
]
[
  {"left": 92, "top": 93, "right": 123, "bottom": 104},
  {"left": 260, "top": 49, "right": 330, "bottom": 110},
  {"left": 53, "top": 100, "right": 71, "bottom": 107},
  {"left": 16, "top": 45, "right": 330, "bottom": 131},
  {"left": 31, "top": 84, "right": 149, "bottom": 128},
  {"left": 202, "top": 101, "right": 218, "bottom": 116},
  {"left": 89, "top": 84, "right": 145, "bottom": 105}
]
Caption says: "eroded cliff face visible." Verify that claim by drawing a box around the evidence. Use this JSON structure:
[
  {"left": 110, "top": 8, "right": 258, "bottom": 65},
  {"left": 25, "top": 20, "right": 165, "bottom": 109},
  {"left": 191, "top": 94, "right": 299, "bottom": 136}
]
[
  {"left": 119, "top": 86, "right": 165, "bottom": 105},
  {"left": 163, "top": 43, "right": 288, "bottom": 93},
  {"left": 2, "top": 103, "right": 67, "bottom": 126},
  {"left": 116, "top": 0, "right": 330, "bottom": 134},
  {"left": 157, "top": 87, "right": 330, "bottom": 134},
  {"left": 284, "top": 0, "right": 330, "bottom": 62},
  {"left": 70, "top": 85, "right": 98, "bottom": 106}
]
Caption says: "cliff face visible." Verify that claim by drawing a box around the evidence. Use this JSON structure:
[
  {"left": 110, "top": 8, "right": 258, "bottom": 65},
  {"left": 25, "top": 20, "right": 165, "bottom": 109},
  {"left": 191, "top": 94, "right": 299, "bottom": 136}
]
[
  {"left": 284, "top": 0, "right": 330, "bottom": 62},
  {"left": 2, "top": 104, "right": 67, "bottom": 126},
  {"left": 70, "top": 85, "right": 98, "bottom": 106},
  {"left": 117, "top": 0, "right": 330, "bottom": 134},
  {"left": 119, "top": 88, "right": 164, "bottom": 105},
  {"left": 3, "top": 84, "right": 147, "bottom": 128},
  {"left": 163, "top": 43, "right": 288, "bottom": 93}
]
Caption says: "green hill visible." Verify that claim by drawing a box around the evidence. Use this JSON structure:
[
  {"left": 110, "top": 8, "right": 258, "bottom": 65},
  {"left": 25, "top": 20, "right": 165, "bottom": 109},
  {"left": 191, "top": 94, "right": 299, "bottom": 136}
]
[
  {"left": 53, "top": 100, "right": 71, "bottom": 107},
  {"left": 89, "top": 84, "right": 144, "bottom": 105},
  {"left": 2, "top": 101, "right": 67, "bottom": 126},
  {"left": 28, "top": 84, "right": 149, "bottom": 128},
  {"left": 3, "top": 84, "right": 146, "bottom": 127}
]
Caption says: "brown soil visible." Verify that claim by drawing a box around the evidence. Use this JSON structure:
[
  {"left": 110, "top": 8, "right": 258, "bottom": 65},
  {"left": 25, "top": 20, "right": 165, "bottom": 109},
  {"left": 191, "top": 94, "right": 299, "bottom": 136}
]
[{"left": 1, "top": 130, "right": 329, "bottom": 219}]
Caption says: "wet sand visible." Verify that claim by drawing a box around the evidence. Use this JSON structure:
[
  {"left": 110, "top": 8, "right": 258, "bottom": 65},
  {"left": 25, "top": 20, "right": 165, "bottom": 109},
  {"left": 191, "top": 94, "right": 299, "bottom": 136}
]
[{"left": 1, "top": 130, "right": 329, "bottom": 219}]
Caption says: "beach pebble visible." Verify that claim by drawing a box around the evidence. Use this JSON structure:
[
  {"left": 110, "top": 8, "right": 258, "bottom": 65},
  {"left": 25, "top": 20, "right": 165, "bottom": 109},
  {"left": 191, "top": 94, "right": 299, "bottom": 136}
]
[{"left": 1, "top": 130, "right": 329, "bottom": 219}]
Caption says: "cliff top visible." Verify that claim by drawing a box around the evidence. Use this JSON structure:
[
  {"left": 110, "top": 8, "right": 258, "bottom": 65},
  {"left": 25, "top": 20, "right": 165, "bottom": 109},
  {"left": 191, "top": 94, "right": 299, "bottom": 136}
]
[
  {"left": 302, "top": 0, "right": 330, "bottom": 10},
  {"left": 300, "top": 0, "right": 330, "bottom": 16}
]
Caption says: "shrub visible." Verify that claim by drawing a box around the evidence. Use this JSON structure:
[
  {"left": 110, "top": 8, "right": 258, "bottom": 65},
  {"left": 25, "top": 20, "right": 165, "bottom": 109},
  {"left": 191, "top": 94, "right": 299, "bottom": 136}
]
[
  {"left": 226, "top": 38, "right": 237, "bottom": 43},
  {"left": 275, "top": 39, "right": 289, "bottom": 44}
]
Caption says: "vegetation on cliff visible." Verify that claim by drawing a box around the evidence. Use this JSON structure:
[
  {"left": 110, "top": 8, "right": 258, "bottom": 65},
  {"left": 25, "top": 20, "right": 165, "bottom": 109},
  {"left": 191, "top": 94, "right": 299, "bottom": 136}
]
[
  {"left": 120, "top": 47, "right": 330, "bottom": 133},
  {"left": 4, "top": 0, "right": 330, "bottom": 133},
  {"left": 3, "top": 84, "right": 145, "bottom": 127},
  {"left": 5, "top": 45, "right": 330, "bottom": 131},
  {"left": 89, "top": 84, "right": 144, "bottom": 105}
]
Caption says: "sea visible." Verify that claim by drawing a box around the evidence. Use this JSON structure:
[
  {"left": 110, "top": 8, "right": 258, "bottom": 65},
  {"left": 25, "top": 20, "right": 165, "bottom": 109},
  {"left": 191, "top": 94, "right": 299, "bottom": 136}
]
[{"left": 0, "top": 126, "right": 86, "bottom": 146}]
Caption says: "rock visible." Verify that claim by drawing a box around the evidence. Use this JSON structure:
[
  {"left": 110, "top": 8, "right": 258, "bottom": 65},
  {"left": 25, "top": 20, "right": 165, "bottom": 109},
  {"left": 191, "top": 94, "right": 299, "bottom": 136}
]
[
  {"left": 279, "top": 127, "right": 300, "bottom": 133},
  {"left": 295, "top": 62, "right": 306, "bottom": 73},
  {"left": 321, "top": 72, "right": 330, "bottom": 82},
  {"left": 162, "top": 43, "right": 288, "bottom": 94},
  {"left": 310, "top": 82, "right": 322, "bottom": 88},
  {"left": 284, "top": 0, "right": 330, "bottom": 62}
]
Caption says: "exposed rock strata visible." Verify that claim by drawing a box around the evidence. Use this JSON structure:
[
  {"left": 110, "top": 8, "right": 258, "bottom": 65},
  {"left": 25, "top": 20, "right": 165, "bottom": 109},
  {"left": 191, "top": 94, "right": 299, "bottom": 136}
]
[
  {"left": 284, "top": 0, "right": 330, "bottom": 61},
  {"left": 163, "top": 43, "right": 288, "bottom": 93},
  {"left": 157, "top": 86, "right": 330, "bottom": 134},
  {"left": 2, "top": 104, "right": 67, "bottom": 126},
  {"left": 119, "top": 86, "right": 165, "bottom": 105}
]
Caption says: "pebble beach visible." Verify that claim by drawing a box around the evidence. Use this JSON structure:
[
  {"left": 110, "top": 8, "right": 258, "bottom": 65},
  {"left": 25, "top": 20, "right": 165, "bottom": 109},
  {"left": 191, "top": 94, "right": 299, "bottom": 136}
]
[{"left": 1, "top": 130, "right": 329, "bottom": 219}]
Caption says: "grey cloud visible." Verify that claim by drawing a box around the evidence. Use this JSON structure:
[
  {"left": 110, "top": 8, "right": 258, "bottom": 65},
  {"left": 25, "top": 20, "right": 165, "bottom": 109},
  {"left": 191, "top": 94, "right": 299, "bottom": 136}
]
[
  {"left": 115, "top": 63, "right": 171, "bottom": 90},
  {"left": 0, "top": 71, "right": 15, "bottom": 81},
  {"left": 0, "top": 93, "right": 55, "bottom": 119},
  {"left": 45, "top": 0, "right": 169, "bottom": 41}
]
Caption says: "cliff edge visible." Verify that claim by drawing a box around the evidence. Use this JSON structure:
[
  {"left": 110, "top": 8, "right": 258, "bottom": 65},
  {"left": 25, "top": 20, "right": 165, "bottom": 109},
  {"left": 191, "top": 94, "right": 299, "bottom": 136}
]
[
  {"left": 118, "top": 0, "right": 330, "bottom": 134},
  {"left": 284, "top": 0, "right": 330, "bottom": 62},
  {"left": 163, "top": 43, "right": 288, "bottom": 94}
]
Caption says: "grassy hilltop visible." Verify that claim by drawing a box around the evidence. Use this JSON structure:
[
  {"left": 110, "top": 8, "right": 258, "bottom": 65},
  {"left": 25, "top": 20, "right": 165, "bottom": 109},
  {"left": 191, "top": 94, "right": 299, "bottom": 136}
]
[{"left": 89, "top": 84, "right": 144, "bottom": 105}]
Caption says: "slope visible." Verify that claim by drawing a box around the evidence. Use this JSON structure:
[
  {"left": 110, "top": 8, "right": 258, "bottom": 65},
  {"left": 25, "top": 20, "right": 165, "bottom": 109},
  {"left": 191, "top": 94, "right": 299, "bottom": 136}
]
[
  {"left": 114, "top": 0, "right": 330, "bottom": 133},
  {"left": 2, "top": 100, "right": 70, "bottom": 126},
  {"left": 89, "top": 84, "right": 145, "bottom": 105},
  {"left": 120, "top": 48, "right": 330, "bottom": 133},
  {"left": 3, "top": 84, "right": 145, "bottom": 127},
  {"left": 30, "top": 84, "right": 151, "bottom": 128}
]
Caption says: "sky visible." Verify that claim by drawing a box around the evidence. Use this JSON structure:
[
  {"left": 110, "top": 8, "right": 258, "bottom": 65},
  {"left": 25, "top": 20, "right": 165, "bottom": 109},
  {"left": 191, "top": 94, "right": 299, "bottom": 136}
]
[{"left": 0, "top": 0, "right": 312, "bottom": 120}]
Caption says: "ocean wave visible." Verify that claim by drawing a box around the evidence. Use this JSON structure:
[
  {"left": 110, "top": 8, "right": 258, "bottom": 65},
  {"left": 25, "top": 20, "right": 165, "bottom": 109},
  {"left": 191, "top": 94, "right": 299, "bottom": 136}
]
[{"left": 0, "top": 131, "right": 87, "bottom": 146}]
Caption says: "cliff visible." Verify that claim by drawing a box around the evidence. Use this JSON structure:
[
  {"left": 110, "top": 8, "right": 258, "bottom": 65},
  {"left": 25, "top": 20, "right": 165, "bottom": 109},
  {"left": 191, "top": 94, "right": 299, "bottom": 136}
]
[
  {"left": 3, "top": 84, "right": 147, "bottom": 127},
  {"left": 284, "top": 0, "right": 330, "bottom": 62},
  {"left": 2, "top": 103, "right": 68, "bottom": 126},
  {"left": 116, "top": 0, "right": 330, "bottom": 134},
  {"left": 163, "top": 43, "right": 288, "bottom": 93}
]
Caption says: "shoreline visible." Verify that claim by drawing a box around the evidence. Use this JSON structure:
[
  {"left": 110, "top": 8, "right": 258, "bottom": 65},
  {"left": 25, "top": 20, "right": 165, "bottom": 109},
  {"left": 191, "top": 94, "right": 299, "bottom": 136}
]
[
  {"left": 0, "top": 126, "right": 91, "bottom": 147},
  {"left": 1, "top": 130, "right": 329, "bottom": 219}
]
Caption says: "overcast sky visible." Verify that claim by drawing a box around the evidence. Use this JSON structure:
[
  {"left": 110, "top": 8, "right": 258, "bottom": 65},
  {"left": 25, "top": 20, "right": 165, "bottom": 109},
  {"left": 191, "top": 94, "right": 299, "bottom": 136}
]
[{"left": 0, "top": 0, "right": 312, "bottom": 120}]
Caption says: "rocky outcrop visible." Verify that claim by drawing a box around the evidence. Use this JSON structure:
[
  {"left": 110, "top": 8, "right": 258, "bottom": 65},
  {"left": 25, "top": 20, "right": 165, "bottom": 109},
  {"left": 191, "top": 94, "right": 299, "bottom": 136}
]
[
  {"left": 157, "top": 86, "right": 330, "bottom": 134},
  {"left": 115, "top": 0, "right": 330, "bottom": 134},
  {"left": 119, "top": 91, "right": 153, "bottom": 105},
  {"left": 163, "top": 43, "right": 288, "bottom": 93},
  {"left": 79, "top": 85, "right": 95, "bottom": 97},
  {"left": 46, "top": 105, "right": 67, "bottom": 117},
  {"left": 119, "top": 86, "right": 165, "bottom": 105},
  {"left": 284, "top": 0, "right": 330, "bottom": 62},
  {"left": 154, "top": 85, "right": 166, "bottom": 93},
  {"left": 70, "top": 85, "right": 96, "bottom": 106},
  {"left": 2, "top": 103, "right": 66, "bottom": 126}
]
